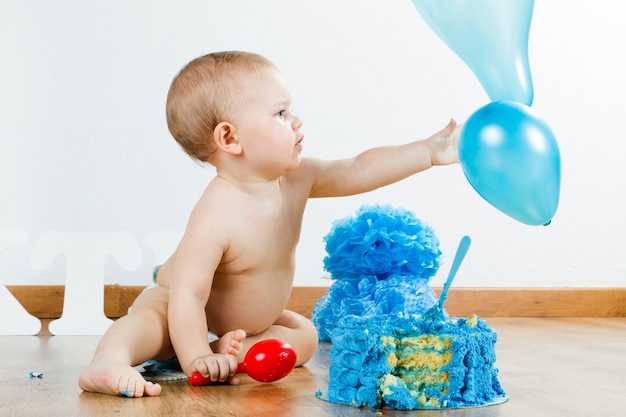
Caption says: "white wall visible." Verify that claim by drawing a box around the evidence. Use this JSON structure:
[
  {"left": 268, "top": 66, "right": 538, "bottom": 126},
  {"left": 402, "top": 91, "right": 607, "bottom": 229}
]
[{"left": 1, "top": 0, "right": 624, "bottom": 288}]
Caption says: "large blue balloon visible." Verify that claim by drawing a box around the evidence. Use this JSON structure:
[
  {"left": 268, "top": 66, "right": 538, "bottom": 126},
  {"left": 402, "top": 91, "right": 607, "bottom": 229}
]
[
  {"left": 459, "top": 101, "right": 561, "bottom": 226},
  {"left": 411, "top": 0, "right": 535, "bottom": 105}
]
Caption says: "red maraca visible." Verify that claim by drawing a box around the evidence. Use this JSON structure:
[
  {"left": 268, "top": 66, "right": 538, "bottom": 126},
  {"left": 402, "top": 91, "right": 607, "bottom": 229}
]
[{"left": 188, "top": 339, "right": 297, "bottom": 386}]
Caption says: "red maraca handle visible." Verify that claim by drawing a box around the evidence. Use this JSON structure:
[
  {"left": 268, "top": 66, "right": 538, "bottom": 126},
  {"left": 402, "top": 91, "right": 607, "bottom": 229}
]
[
  {"left": 188, "top": 339, "right": 297, "bottom": 386},
  {"left": 188, "top": 363, "right": 245, "bottom": 386}
]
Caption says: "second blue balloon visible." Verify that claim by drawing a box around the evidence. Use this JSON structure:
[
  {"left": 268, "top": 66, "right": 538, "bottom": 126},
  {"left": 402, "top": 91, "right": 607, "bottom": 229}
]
[{"left": 459, "top": 101, "right": 561, "bottom": 226}]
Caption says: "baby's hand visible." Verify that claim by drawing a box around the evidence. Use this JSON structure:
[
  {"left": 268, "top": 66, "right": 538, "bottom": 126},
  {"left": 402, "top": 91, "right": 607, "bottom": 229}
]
[
  {"left": 190, "top": 353, "right": 239, "bottom": 383},
  {"left": 429, "top": 119, "right": 461, "bottom": 166}
]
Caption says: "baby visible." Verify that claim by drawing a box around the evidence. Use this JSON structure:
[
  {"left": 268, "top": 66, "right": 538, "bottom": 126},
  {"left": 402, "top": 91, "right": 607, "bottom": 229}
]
[{"left": 79, "top": 51, "right": 461, "bottom": 397}]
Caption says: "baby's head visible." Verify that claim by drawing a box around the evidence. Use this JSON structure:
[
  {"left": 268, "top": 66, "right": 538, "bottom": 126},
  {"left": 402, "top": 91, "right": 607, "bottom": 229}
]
[{"left": 166, "top": 51, "right": 278, "bottom": 163}]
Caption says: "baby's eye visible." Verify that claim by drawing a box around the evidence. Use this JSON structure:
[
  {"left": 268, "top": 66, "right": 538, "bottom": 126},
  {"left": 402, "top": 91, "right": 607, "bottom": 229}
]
[{"left": 276, "top": 109, "right": 287, "bottom": 118}]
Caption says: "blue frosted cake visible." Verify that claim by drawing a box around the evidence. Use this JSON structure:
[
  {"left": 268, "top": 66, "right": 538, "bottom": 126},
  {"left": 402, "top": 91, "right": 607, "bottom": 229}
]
[
  {"left": 325, "top": 313, "right": 506, "bottom": 409},
  {"left": 312, "top": 205, "right": 506, "bottom": 410}
]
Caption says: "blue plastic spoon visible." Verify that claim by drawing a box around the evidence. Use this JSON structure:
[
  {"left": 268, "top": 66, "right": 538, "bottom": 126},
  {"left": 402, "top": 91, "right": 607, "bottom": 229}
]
[{"left": 423, "top": 235, "right": 472, "bottom": 321}]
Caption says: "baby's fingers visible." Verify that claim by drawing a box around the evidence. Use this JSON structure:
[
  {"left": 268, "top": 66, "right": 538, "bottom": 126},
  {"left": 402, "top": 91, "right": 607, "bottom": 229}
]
[
  {"left": 442, "top": 118, "right": 457, "bottom": 136},
  {"left": 193, "top": 355, "right": 236, "bottom": 383}
]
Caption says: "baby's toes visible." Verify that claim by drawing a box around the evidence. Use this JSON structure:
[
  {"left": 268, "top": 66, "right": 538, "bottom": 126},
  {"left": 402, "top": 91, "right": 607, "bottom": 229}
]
[{"left": 119, "top": 378, "right": 141, "bottom": 398}]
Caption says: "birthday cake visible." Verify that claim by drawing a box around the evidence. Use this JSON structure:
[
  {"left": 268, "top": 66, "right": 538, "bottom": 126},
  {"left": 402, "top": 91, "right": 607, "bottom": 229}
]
[
  {"left": 325, "top": 313, "right": 505, "bottom": 409},
  {"left": 312, "top": 205, "right": 506, "bottom": 409}
]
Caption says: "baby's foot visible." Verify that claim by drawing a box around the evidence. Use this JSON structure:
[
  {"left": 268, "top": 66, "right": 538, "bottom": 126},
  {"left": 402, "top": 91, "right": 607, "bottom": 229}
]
[
  {"left": 212, "top": 329, "right": 246, "bottom": 358},
  {"left": 209, "top": 329, "right": 246, "bottom": 384},
  {"left": 79, "top": 361, "right": 162, "bottom": 397}
]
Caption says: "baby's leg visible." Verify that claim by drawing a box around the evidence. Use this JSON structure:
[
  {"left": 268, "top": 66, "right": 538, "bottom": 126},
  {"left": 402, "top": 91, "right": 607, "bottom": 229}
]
[
  {"left": 79, "top": 286, "right": 174, "bottom": 397},
  {"left": 241, "top": 310, "right": 318, "bottom": 367}
]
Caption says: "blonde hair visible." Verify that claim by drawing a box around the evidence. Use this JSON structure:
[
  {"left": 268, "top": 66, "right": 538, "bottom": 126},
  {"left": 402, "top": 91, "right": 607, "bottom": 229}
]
[{"left": 166, "top": 51, "right": 277, "bottom": 163}]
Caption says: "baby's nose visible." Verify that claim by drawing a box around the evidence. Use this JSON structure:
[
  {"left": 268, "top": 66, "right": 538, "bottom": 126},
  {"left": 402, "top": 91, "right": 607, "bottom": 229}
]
[{"left": 292, "top": 115, "right": 303, "bottom": 130}]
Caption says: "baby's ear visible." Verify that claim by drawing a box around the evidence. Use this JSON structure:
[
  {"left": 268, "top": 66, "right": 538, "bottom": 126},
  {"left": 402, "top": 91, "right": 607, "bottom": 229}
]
[{"left": 213, "top": 122, "right": 242, "bottom": 155}]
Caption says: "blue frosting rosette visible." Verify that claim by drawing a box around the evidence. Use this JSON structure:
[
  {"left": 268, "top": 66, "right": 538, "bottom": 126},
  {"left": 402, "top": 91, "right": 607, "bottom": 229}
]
[{"left": 312, "top": 205, "right": 442, "bottom": 342}]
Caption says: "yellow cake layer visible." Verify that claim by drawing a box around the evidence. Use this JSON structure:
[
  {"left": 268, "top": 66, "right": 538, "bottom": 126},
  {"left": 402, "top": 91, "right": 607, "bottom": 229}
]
[
  {"left": 381, "top": 374, "right": 443, "bottom": 407},
  {"left": 401, "top": 335, "right": 452, "bottom": 350},
  {"left": 397, "top": 369, "right": 450, "bottom": 386},
  {"left": 381, "top": 333, "right": 453, "bottom": 407},
  {"left": 382, "top": 335, "right": 454, "bottom": 371}
]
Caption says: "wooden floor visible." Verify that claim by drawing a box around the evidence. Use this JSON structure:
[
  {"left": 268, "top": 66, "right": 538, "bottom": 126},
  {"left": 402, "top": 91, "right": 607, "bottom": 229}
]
[{"left": 1, "top": 318, "right": 625, "bottom": 417}]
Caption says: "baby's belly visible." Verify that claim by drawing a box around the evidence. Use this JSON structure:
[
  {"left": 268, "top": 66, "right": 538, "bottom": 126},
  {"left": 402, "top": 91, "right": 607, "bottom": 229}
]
[{"left": 204, "top": 284, "right": 291, "bottom": 336}]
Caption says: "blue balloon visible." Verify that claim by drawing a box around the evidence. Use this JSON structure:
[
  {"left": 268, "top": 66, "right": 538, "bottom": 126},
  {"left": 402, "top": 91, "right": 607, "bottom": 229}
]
[
  {"left": 459, "top": 101, "right": 561, "bottom": 226},
  {"left": 411, "top": 0, "right": 535, "bottom": 105}
]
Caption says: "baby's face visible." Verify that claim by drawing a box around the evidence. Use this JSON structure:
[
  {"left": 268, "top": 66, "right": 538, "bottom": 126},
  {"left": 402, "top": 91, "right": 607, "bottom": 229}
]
[{"left": 230, "top": 69, "right": 304, "bottom": 175}]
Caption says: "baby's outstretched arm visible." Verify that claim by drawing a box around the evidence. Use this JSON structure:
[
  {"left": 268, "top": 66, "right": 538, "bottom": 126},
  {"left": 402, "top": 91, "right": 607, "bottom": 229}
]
[{"left": 305, "top": 119, "right": 460, "bottom": 198}]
